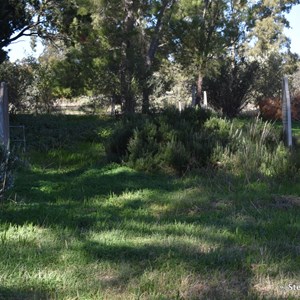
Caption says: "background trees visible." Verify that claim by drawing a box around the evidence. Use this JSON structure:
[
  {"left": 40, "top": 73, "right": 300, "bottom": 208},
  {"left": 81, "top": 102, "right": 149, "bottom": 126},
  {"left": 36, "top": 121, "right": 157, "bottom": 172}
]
[
  {"left": 168, "top": 0, "right": 299, "bottom": 116},
  {"left": 1, "top": 0, "right": 299, "bottom": 115},
  {"left": 0, "top": 0, "right": 71, "bottom": 62}
]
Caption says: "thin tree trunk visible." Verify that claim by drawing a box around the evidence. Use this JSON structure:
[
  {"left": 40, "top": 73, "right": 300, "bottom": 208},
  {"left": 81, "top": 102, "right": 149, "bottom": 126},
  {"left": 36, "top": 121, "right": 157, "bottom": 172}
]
[
  {"left": 142, "top": 86, "right": 150, "bottom": 113},
  {"left": 120, "top": 0, "right": 135, "bottom": 114},
  {"left": 195, "top": 73, "right": 203, "bottom": 106},
  {"left": 141, "top": 0, "right": 177, "bottom": 113}
]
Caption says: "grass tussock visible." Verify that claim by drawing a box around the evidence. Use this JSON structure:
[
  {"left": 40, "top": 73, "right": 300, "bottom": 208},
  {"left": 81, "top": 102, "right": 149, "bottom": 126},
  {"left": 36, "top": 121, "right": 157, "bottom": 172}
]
[{"left": 0, "top": 113, "right": 299, "bottom": 299}]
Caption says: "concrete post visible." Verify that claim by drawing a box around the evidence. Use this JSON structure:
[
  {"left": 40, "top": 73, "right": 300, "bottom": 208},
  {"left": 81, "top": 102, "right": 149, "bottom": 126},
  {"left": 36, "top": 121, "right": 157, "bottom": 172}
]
[
  {"left": 282, "top": 76, "right": 292, "bottom": 148},
  {"left": 203, "top": 91, "right": 208, "bottom": 108}
]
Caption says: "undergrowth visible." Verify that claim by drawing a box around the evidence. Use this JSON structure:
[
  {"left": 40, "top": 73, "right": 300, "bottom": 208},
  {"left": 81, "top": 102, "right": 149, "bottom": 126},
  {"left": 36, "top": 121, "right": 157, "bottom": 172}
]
[{"left": 106, "top": 108, "right": 299, "bottom": 180}]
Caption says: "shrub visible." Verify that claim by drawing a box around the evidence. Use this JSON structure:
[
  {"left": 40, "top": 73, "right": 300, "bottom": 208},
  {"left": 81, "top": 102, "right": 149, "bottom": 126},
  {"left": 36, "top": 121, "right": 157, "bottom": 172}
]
[
  {"left": 161, "top": 138, "right": 189, "bottom": 174},
  {"left": 0, "top": 61, "right": 33, "bottom": 114},
  {"left": 203, "top": 59, "right": 258, "bottom": 118},
  {"left": 105, "top": 123, "right": 137, "bottom": 162},
  {"left": 106, "top": 110, "right": 298, "bottom": 179},
  {"left": 127, "top": 120, "right": 161, "bottom": 169},
  {"left": 213, "top": 117, "right": 290, "bottom": 180},
  {"left": 105, "top": 114, "right": 147, "bottom": 162},
  {"left": 258, "top": 98, "right": 281, "bottom": 120},
  {"left": 106, "top": 108, "right": 229, "bottom": 174}
]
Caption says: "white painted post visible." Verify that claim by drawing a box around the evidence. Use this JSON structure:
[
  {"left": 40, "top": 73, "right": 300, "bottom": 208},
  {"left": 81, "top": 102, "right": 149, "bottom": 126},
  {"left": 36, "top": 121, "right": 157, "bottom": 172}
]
[
  {"left": 0, "top": 82, "right": 9, "bottom": 150},
  {"left": 203, "top": 91, "right": 208, "bottom": 108},
  {"left": 178, "top": 100, "right": 182, "bottom": 113},
  {"left": 282, "top": 76, "right": 292, "bottom": 148}
]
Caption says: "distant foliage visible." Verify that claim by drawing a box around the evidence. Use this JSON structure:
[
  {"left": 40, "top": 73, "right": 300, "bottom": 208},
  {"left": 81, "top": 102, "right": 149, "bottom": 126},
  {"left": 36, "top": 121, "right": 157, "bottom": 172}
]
[
  {"left": 0, "top": 60, "right": 33, "bottom": 114},
  {"left": 0, "top": 59, "right": 59, "bottom": 114},
  {"left": 259, "top": 94, "right": 300, "bottom": 121},
  {"left": 203, "top": 59, "right": 258, "bottom": 118}
]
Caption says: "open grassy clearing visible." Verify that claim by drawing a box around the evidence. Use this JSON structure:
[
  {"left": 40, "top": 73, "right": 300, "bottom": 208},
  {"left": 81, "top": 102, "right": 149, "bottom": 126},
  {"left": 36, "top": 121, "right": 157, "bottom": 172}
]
[{"left": 0, "top": 114, "right": 300, "bottom": 299}]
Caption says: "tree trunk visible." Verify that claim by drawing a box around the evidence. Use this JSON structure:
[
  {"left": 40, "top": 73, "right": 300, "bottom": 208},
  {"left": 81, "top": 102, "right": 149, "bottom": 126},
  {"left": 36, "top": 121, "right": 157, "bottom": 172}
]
[
  {"left": 195, "top": 73, "right": 203, "bottom": 107},
  {"left": 111, "top": 94, "right": 116, "bottom": 116},
  {"left": 141, "top": 0, "right": 177, "bottom": 113},
  {"left": 142, "top": 86, "right": 150, "bottom": 113},
  {"left": 120, "top": 0, "right": 135, "bottom": 114}
]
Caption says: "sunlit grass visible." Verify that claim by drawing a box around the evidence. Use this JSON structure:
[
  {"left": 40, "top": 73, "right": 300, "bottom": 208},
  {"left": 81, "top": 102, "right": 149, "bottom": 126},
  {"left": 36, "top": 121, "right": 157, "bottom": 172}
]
[{"left": 0, "top": 114, "right": 299, "bottom": 299}]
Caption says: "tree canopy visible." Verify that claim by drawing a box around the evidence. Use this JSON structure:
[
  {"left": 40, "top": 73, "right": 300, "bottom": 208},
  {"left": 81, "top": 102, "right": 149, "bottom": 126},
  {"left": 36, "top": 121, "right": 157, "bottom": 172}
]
[{"left": 1, "top": 0, "right": 299, "bottom": 116}]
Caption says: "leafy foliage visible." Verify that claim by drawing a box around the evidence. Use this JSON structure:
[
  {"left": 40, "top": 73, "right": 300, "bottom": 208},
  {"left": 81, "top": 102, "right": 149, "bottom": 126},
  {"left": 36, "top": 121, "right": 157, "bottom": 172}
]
[
  {"left": 212, "top": 117, "right": 290, "bottom": 180},
  {"left": 0, "top": 59, "right": 59, "bottom": 114},
  {"left": 203, "top": 58, "right": 259, "bottom": 118},
  {"left": 0, "top": 60, "right": 33, "bottom": 113},
  {"left": 258, "top": 94, "right": 300, "bottom": 122},
  {"left": 253, "top": 53, "right": 299, "bottom": 103},
  {"left": 106, "top": 109, "right": 296, "bottom": 180},
  {"left": 106, "top": 108, "right": 233, "bottom": 174},
  {"left": 0, "top": 0, "right": 29, "bottom": 62}
]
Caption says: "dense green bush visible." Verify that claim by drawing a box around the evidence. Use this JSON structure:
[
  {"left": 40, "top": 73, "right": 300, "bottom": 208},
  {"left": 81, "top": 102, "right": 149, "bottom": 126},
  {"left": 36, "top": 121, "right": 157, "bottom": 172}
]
[
  {"left": 105, "top": 114, "right": 148, "bottom": 162},
  {"left": 106, "top": 108, "right": 222, "bottom": 174},
  {"left": 106, "top": 108, "right": 300, "bottom": 179},
  {"left": 0, "top": 59, "right": 60, "bottom": 114},
  {"left": 203, "top": 59, "right": 258, "bottom": 118},
  {"left": 0, "top": 60, "right": 33, "bottom": 114}
]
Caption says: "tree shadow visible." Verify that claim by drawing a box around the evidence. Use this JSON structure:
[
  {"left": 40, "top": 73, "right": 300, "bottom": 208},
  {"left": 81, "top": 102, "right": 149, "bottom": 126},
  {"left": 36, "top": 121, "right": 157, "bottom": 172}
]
[
  {"left": 80, "top": 237, "right": 254, "bottom": 299},
  {"left": 0, "top": 286, "right": 51, "bottom": 300},
  {"left": 1, "top": 164, "right": 182, "bottom": 231}
]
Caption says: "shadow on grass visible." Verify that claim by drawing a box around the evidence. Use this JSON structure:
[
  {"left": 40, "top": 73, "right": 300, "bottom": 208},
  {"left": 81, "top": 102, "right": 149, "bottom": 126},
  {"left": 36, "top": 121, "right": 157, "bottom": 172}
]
[
  {"left": 1, "top": 172, "right": 299, "bottom": 299},
  {"left": 0, "top": 286, "right": 51, "bottom": 300},
  {"left": 81, "top": 238, "right": 254, "bottom": 299},
  {"left": 1, "top": 163, "right": 182, "bottom": 230}
]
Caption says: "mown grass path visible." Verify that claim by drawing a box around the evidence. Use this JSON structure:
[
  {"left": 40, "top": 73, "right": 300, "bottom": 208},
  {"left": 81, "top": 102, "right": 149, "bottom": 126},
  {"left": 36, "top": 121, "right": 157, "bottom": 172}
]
[{"left": 0, "top": 115, "right": 300, "bottom": 299}]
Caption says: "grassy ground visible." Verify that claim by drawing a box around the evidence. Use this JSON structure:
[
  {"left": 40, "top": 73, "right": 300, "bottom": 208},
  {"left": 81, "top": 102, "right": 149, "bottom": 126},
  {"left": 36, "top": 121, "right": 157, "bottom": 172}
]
[{"left": 0, "top": 114, "right": 300, "bottom": 299}]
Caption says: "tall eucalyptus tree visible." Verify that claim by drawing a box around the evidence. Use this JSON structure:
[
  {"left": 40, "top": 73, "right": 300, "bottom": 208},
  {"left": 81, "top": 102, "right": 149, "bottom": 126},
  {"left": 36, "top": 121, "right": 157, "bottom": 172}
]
[{"left": 169, "top": 0, "right": 300, "bottom": 107}]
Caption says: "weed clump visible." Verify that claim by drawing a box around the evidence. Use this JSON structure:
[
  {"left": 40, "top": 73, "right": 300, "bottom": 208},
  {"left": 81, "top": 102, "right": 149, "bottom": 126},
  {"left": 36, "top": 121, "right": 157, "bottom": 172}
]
[{"left": 212, "top": 117, "right": 294, "bottom": 180}]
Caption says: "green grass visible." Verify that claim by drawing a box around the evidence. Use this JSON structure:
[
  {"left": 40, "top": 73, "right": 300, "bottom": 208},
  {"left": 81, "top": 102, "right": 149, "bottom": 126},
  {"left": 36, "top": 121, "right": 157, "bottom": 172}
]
[{"left": 0, "top": 114, "right": 300, "bottom": 299}]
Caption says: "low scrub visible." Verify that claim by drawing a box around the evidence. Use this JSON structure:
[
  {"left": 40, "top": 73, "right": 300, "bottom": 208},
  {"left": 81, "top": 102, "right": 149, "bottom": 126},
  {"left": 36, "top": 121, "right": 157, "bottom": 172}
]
[
  {"left": 106, "top": 110, "right": 297, "bottom": 179},
  {"left": 106, "top": 108, "right": 224, "bottom": 174},
  {"left": 212, "top": 117, "right": 292, "bottom": 180}
]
